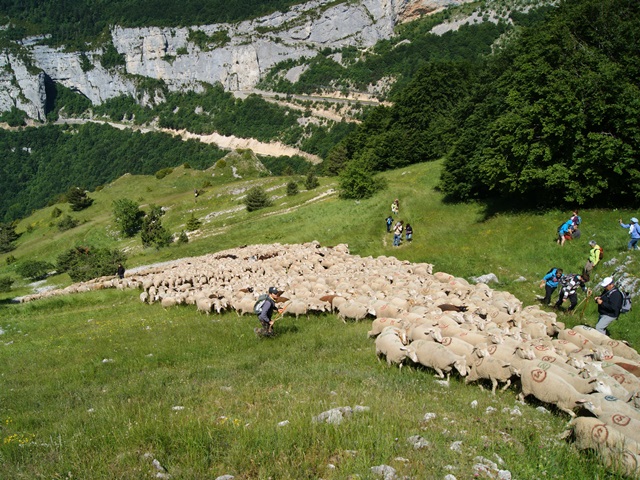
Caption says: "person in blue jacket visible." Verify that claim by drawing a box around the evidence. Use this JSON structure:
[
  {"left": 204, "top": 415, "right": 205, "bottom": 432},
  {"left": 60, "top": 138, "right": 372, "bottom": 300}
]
[
  {"left": 539, "top": 268, "right": 563, "bottom": 306},
  {"left": 557, "top": 219, "right": 573, "bottom": 246},
  {"left": 619, "top": 217, "right": 640, "bottom": 250}
]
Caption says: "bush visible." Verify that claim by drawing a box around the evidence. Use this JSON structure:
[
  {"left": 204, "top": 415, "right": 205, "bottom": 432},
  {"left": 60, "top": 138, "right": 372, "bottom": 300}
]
[
  {"left": 57, "top": 246, "right": 127, "bottom": 282},
  {"left": 185, "top": 214, "right": 202, "bottom": 231},
  {"left": 51, "top": 207, "right": 63, "bottom": 218},
  {"left": 57, "top": 215, "right": 79, "bottom": 232},
  {"left": 155, "top": 168, "right": 174, "bottom": 179},
  {"left": 16, "top": 260, "right": 54, "bottom": 281},
  {"left": 5, "top": 255, "right": 16, "bottom": 265},
  {"left": 244, "top": 186, "right": 272, "bottom": 212},
  {"left": 305, "top": 170, "right": 320, "bottom": 190},
  {"left": 67, "top": 187, "right": 94, "bottom": 211},
  {"left": 140, "top": 206, "right": 172, "bottom": 249},
  {"left": 177, "top": 230, "right": 189, "bottom": 244},
  {"left": 0, "top": 276, "right": 14, "bottom": 292},
  {"left": 112, "top": 198, "right": 144, "bottom": 237},
  {"left": 286, "top": 181, "right": 299, "bottom": 196},
  {"left": 339, "top": 158, "right": 387, "bottom": 200}
]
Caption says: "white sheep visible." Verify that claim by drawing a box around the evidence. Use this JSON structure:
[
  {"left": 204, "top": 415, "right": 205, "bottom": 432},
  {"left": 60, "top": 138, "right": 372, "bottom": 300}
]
[
  {"left": 375, "top": 330, "right": 410, "bottom": 369},
  {"left": 367, "top": 318, "right": 409, "bottom": 338},
  {"left": 519, "top": 363, "right": 592, "bottom": 417},
  {"left": 337, "top": 301, "right": 374, "bottom": 323},
  {"left": 465, "top": 351, "right": 519, "bottom": 395},
  {"left": 405, "top": 340, "right": 468, "bottom": 379}
]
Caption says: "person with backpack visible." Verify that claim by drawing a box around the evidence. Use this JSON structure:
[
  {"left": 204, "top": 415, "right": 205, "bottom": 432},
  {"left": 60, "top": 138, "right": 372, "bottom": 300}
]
[
  {"left": 385, "top": 216, "right": 394, "bottom": 233},
  {"left": 393, "top": 220, "right": 404, "bottom": 247},
  {"left": 256, "top": 287, "right": 283, "bottom": 337},
  {"left": 405, "top": 223, "right": 413, "bottom": 242},
  {"left": 539, "top": 268, "right": 563, "bottom": 306},
  {"left": 619, "top": 217, "right": 640, "bottom": 250},
  {"left": 554, "top": 273, "right": 587, "bottom": 312},
  {"left": 583, "top": 240, "right": 602, "bottom": 278},
  {"left": 594, "top": 277, "right": 624, "bottom": 335},
  {"left": 557, "top": 219, "right": 573, "bottom": 246}
]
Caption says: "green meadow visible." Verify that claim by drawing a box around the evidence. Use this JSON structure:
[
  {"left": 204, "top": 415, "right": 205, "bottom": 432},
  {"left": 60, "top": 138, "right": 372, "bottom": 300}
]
[{"left": 0, "top": 160, "right": 637, "bottom": 478}]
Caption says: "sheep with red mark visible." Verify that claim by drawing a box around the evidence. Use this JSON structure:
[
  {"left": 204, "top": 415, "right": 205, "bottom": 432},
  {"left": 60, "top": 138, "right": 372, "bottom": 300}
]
[
  {"left": 465, "top": 349, "right": 519, "bottom": 395},
  {"left": 405, "top": 340, "right": 467, "bottom": 380}
]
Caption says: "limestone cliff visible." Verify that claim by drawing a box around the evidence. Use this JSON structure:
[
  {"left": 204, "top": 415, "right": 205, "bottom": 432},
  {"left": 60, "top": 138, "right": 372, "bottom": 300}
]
[{"left": 0, "top": 0, "right": 470, "bottom": 120}]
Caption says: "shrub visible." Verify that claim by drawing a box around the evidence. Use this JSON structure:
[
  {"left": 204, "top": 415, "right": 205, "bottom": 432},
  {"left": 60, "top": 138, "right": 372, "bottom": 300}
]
[
  {"left": 51, "top": 207, "right": 63, "bottom": 218},
  {"left": 0, "top": 276, "right": 14, "bottom": 292},
  {"left": 57, "top": 215, "right": 79, "bottom": 232},
  {"left": 67, "top": 187, "right": 94, "bottom": 211},
  {"left": 57, "top": 246, "right": 127, "bottom": 282},
  {"left": 155, "top": 167, "right": 174, "bottom": 179},
  {"left": 305, "top": 170, "right": 320, "bottom": 190},
  {"left": 0, "top": 222, "right": 19, "bottom": 253},
  {"left": 177, "top": 230, "right": 189, "bottom": 244},
  {"left": 339, "top": 158, "right": 387, "bottom": 200},
  {"left": 185, "top": 214, "right": 202, "bottom": 231},
  {"left": 286, "top": 181, "right": 299, "bottom": 196},
  {"left": 140, "top": 205, "right": 172, "bottom": 249},
  {"left": 16, "top": 260, "right": 54, "bottom": 281},
  {"left": 244, "top": 186, "right": 272, "bottom": 212},
  {"left": 112, "top": 199, "right": 144, "bottom": 237},
  {"left": 5, "top": 255, "right": 16, "bottom": 265}
]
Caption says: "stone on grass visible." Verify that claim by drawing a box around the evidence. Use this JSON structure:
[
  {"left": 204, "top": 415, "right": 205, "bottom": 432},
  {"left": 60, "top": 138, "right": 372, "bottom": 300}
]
[
  {"left": 371, "top": 464, "right": 396, "bottom": 480},
  {"left": 470, "top": 273, "right": 499, "bottom": 284},
  {"left": 407, "top": 435, "right": 430, "bottom": 449}
]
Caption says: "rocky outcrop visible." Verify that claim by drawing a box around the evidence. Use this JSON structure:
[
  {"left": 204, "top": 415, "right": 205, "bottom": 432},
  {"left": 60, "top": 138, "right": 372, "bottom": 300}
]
[{"left": 1, "top": 0, "right": 470, "bottom": 119}]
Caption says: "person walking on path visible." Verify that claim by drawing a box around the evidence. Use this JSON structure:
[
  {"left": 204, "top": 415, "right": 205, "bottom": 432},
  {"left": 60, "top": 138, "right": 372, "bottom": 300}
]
[
  {"left": 619, "top": 217, "right": 640, "bottom": 250},
  {"left": 539, "top": 268, "right": 563, "bottom": 306},
  {"left": 583, "top": 240, "right": 602, "bottom": 279},
  {"left": 257, "top": 287, "right": 283, "bottom": 336},
  {"left": 557, "top": 219, "right": 573, "bottom": 246},
  {"left": 554, "top": 273, "right": 586, "bottom": 312},
  {"left": 393, "top": 220, "right": 403, "bottom": 247},
  {"left": 594, "top": 276, "right": 624, "bottom": 335},
  {"left": 391, "top": 200, "right": 399, "bottom": 216},
  {"left": 405, "top": 223, "right": 413, "bottom": 242},
  {"left": 386, "top": 216, "right": 394, "bottom": 233}
]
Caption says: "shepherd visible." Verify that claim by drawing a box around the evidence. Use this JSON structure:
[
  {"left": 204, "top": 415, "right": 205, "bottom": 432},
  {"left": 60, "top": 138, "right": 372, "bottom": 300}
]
[{"left": 256, "top": 287, "right": 284, "bottom": 337}]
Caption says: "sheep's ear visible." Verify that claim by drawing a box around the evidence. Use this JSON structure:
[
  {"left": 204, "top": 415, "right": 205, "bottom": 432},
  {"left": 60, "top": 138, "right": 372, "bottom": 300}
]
[
  {"left": 400, "top": 347, "right": 408, "bottom": 351},
  {"left": 575, "top": 399, "right": 588, "bottom": 405}
]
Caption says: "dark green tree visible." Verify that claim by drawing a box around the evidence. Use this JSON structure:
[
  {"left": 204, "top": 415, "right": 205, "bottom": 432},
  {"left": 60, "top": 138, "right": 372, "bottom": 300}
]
[
  {"left": 338, "top": 156, "right": 386, "bottom": 200},
  {"left": 0, "top": 222, "right": 19, "bottom": 253},
  {"left": 140, "top": 205, "right": 172, "bottom": 248},
  {"left": 0, "top": 276, "right": 13, "bottom": 292},
  {"left": 177, "top": 230, "right": 189, "bottom": 244},
  {"left": 244, "top": 186, "right": 272, "bottom": 212},
  {"left": 185, "top": 214, "right": 202, "bottom": 231},
  {"left": 57, "top": 215, "right": 79, "bottom": 232},
  {"left": 67, "top": 187, "right": 94, "bottom": 211},
  {"left": 112, "top": 199, "right": 144, "bottom": 237},
  {"left": 16, "top": 260, "right": 54, "bottom": 281},
  {"left": 286, "top": 181, "right": 299, "bottom": 196},
  {"left": 304, "top": 170, "right": 320, "bottom": 190},
  {"left": 57, "top": 246, "right": 127, "bottom": 282}
]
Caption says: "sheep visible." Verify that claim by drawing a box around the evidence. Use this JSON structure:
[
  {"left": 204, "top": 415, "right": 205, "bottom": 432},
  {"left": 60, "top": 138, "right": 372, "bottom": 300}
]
[
  {"left": 407, "top": 324, "right": 442, "bottom": 343},
  {"left": 195, "top": 296, "right": 214, "bottom": 314},
  {"left": 367, "top": 317, "right": 409, "bottom": 338},
  {"left": 531, "top": 360, "right": 601, "bottom": 395},
  {"left": 598, "top": 412, "right": 640, "bottom": 444},
  {"left": 557, "top": 328, "right": 600, "bottom": 351},
  {"left": 486, "top": 344, "right": 535, "bottom": 369},
  {"left": 566, "top": 416, "right": 640, "bottom": 477},
  {"left": 282, "top": 299, "right": 309, "bottom": 320},
  {"left": 439, "top": 336, "right": 477, "bottom": 358},
  {"left": 375, "top": 330, "right": 410, "bottom": 369},
  {"left": 571, "top": 325, "right": 612, "bottom": 346},
  {"left": 585, "top": 392, "right": 640, "bottom": 423},
  {"left": 337, "top": 301, "right": 375, "bottom": 323},
  {"left": 405, "top": 340, "right": 468, "bottom": 379},
  {"left": 465, "top": 350, "right": 519, "bottom": 395},
  {"left": 519, "top": 363, "right": 593, "bottom": 417},
  {"left": 601, "top": 339, "right": 640, "bottom": 363},
  {"left": 232, "top": 296, "right": 258, "bottom": 316}
]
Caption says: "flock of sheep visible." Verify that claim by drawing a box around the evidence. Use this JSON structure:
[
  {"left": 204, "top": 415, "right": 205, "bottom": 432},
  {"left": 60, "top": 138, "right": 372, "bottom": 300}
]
[{"left": 20, "top": 241, "right": 640, "bottom": 476}]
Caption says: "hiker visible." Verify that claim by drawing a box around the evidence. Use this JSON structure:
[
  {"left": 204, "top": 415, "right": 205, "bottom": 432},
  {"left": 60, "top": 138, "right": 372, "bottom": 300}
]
[
  {"left": 594, "top": 276, "right": 624, "bottom": 335},
  {"left": 405, "top": 223, "right": 413, "bottom": 242},
  {"left": 557, "top": 219, "right": 573, "bottom": 246},
  {"left": 393, "top": 220, "right": 403, "bottom": 247},
  {"left": 391, "top": 200, "right": 398, "bottom": 216},
  {"left": 554, "top": 273, "right": 586, "bottom": 312},
  {"left": 583, "top": 240, "right": 602, "bottom": 278},
  {"left": 116, "top": 263, "right": 125, "bottom": 279},
  {"left": 619, "top": 217, "right": 640, "bottom": 250},
  {"left": 568, "top": 224, "right": 581, "bottom": 240},
  {"left": 539, "top": 268, "right": 563, "bottom": 306},
  {"left": 194, "top": 189, "right": 198, "bottom": 203},
  {"left": 386, "top": 216, "right": 394, "bottom": 233},
  {"left": 571, "top": 210, "right": 581, "bottom": 226},
  {"left": 257, "top": 287, "right": 283, "bottom": 336}
]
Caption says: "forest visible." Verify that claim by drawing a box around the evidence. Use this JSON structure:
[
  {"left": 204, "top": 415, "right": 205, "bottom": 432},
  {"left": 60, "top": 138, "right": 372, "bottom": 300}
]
[{"left": 332, "top": 0, "right": 640, "bottom": 209}]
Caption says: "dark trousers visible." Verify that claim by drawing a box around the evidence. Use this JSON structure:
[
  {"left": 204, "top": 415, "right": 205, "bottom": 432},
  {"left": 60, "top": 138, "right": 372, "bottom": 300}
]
[
  {"left": 543, "top": 285, "right": 556, "bottom": 305},
  {"left": 555, "top": 292, "right": 577, "bottom": 310}
]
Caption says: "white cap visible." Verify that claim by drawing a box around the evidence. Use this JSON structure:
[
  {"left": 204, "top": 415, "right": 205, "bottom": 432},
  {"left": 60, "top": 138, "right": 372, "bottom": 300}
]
[
  {"left": 632, "top": 217, "right": 639, "bottom": 223},
  {"left": 599, "top": 276, "right": 614, "bottom": 288}
]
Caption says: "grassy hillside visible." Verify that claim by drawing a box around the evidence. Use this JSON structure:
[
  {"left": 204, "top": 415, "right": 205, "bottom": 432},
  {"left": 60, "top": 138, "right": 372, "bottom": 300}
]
[{"left": 0, "top": 160, "right": 638, "bottom": 478}]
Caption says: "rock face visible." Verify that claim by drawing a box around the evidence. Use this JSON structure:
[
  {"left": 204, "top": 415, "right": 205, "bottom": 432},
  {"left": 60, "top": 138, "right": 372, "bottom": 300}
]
[{"left": 0, "top": 0, "right": 468, "bottom": 119}]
